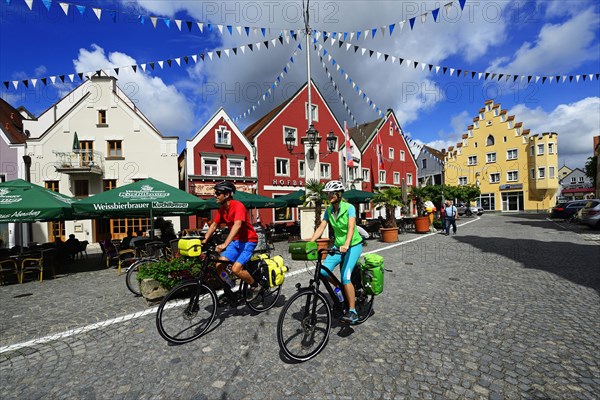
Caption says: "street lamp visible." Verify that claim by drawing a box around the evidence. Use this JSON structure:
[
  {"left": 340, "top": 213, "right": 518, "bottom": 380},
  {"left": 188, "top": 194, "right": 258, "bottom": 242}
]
[{"left": 285, "top": 124, "right": 337, "bottom": 159}]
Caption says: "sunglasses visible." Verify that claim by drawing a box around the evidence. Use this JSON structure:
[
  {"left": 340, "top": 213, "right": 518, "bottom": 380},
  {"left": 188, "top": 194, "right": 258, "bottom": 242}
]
[{"left": 214, "top": 191, "right": 227, "bottom": 196}]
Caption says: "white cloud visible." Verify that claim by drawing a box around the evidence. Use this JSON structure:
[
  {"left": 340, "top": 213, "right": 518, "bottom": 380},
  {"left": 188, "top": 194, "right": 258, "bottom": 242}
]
[
  {"left": 510, "top": 97, "right": 600, "bottom": 168},
  {"left": 488, "top": 8, "right": 600, "bottom": 74},
  {"left": 72, "top": 44, "right": 195, "bottom": 137}
]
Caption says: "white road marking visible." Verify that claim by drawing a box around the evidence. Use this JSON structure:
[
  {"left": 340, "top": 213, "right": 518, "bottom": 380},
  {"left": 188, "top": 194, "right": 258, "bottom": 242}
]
[{"left": 0, "top": 218, "right": 480, "bottom": 354}]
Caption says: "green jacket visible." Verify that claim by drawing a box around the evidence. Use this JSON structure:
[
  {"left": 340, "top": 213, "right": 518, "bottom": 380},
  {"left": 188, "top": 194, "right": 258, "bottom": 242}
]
[{"left": 325, "top": 201, "right": 363, "bottom": 248}]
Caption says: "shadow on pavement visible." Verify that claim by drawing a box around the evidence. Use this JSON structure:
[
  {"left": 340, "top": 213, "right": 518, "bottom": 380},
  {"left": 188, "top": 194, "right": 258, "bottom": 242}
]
[{"left": 454, "top": 234, "right": 600, "bottom": 293}]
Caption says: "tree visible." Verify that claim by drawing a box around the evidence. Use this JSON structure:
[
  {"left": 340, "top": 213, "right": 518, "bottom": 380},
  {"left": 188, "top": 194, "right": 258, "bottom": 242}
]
[
  {"left": 372, "top": 186, "right": 404, "bottom": 228},
  {"left": 584, "top": 156, "right": 598, "bottom": 186},
  {"left": 410, "top": 186, "right": 429, "bottom": 217},
  {"left": 302, "top": 179, "right": 326, "bottom": 232}
]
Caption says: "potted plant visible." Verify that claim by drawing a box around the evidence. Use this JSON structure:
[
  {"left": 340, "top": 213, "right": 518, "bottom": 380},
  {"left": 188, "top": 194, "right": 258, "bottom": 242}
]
[
  {"left": 410, "top": 186, "right": 432, "bottom": 233},
  {"left": 136, "top": 257, "right": 201, "bottom": 304},
  {"left": 302, "top": 179, "right": 330, "bottom": 255},
  {"left": 372, "top": 186, "right": 404, "bottom": 242}
]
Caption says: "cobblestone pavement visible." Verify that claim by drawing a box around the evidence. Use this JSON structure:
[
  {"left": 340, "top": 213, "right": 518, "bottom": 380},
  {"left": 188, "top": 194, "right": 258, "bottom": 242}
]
[{"left": 1, "top": 214, "right": 599, "bottom": 399}]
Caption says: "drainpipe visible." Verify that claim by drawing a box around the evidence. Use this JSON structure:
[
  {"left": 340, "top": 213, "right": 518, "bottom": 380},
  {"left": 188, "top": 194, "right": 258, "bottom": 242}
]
[{"left": 22, "top": 155, "right": 32, "bottom": 244}]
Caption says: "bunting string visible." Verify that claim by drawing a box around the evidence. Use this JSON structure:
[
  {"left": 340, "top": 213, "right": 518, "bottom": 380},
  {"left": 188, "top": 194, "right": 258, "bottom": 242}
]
[
  {"left": 322, "top": 37, "right": 600, "bottom": 85},
  {"left": 2, "top": 33, "right": 299, "bottom": 91},
  {"left": 313, "top": 0, "right": 463, "bottom": 42},
  {"left": 231, "top": 44, "right": 303, "bottom": 122},
  {"left": 8, "top": 0, "right": 302, "bottom": 37}
]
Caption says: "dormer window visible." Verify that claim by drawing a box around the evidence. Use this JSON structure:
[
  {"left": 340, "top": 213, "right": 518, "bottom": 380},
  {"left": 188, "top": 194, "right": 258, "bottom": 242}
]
[{"left": 494, "top": 109, "right": 499, "bottom": 116}]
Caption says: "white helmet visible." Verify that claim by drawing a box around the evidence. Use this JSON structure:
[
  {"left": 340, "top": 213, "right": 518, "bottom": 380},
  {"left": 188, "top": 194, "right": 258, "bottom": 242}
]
[{"left": 324, "top": 180, "right": 345, "bottom": 192}]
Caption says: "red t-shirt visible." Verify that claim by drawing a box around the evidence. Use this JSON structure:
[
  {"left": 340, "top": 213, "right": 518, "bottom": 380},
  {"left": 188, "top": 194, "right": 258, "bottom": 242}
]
[{"left": 214, "top": 199, "right": 258, "bottom": 242}]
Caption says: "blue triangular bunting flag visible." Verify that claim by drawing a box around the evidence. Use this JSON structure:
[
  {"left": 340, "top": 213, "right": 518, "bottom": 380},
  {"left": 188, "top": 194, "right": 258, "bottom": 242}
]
[
  {"left": 389, "top": 24, "right": 395, "bottom": 35},
  {"left": 372, "top": 28, "right": 377, "bottom": 38},
  {"left": 76, "top": 5, "right": 85, "bottom": 15},
  {"left": 432, "top": 8, "right": 439, "bottom": 21},
  {"left": 459, "top": 0, "right": 466, "bottom": 10},
  {"left": 41, "top": 0, "right": 51, "bottom": 10},
  {"left": 409, "top": 17, "right": 416, "bottom": 30}
]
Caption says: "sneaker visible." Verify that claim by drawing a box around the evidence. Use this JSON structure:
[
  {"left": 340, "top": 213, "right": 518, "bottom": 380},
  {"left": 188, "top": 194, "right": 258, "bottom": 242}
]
[
  {"left": 246, "top": 284, "right": 263, "bottom": 301},
  {"left": 340, "top": 310, "right": 358, "bottom": 324}
]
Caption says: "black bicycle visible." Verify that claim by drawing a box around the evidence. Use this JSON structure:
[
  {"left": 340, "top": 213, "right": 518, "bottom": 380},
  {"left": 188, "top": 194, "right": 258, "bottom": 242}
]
[
  {"left": 125, "top": 241, "right": 167, "bottom": 296},
  {"left": 277, "top": 247, "right": 374, "bottom": 362},
  {"left": 156, "top": 239, "right": 282, "bottom": 344}
]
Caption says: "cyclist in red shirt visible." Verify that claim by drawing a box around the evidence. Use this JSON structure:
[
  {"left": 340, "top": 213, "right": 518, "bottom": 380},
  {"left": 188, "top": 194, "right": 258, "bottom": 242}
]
[{"left": 202, "top": 182, "right": 262, "bottom": 300}]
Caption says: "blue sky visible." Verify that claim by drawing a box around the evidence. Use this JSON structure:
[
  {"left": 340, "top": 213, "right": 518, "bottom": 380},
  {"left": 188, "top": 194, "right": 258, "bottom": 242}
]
[{"left": 1, "top": 0, "right": 599, "bottom": 169}]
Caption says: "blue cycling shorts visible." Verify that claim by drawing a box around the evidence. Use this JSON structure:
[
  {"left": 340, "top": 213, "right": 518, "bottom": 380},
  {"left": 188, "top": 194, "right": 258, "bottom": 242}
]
[
  {"left": 221, "top": 240, "right": 257, "bottom": 266},
  {"left": 320, "top": 243, "right": 363, "bottom": 285}
]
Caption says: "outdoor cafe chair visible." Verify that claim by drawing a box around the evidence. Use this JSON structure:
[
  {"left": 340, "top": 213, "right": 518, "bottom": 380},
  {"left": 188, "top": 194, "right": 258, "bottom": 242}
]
[
  {"left": 75, "top": 240, "right": 89, "bottom": 260},
  {"left": 20, "top": 248, "right": 56, "bottom": 284},
  {"left": 0, "top": 259, "right": 19, "bottom": 285},
  {"left": 99, "top": 241, "right": 135, "bottom": 276}
]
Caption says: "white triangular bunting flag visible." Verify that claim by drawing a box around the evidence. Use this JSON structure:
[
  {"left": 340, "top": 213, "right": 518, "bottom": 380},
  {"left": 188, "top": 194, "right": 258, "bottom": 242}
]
[
  {"left": 175, "top": 58, "right": 181, "bottom": 66},
  {"left": 589, "top": 74, "right": 594, "bottom": 80},
  {"left": 364, "top": 30, "right": 369, "bottom": 39},
  {"left": 450, "top": 68, "right": 455, "bottom": 76},
  {"left": 352, "top": 82, "right": 356, "bottom": 89},
  {"left": 236, "top": 26, "right": 242, "bottom": 35},
  {"left": 435, "top": 66, "right": 441, "bottom": 74},
  {"left": 158, "top": 61, "right": 164, "bottom": 69},
  {"left": 346, "top": 43, "right": 351, "bottom": 51},
  {"left": 93, "top": 8, "right": 101, "bottom": 20},
  {"left": 217, "top": 25, "right": 223, "bottom": 34},
  {"left": 224, "top": 49, "right": 230, "bottom": 57},
  {"left": 285, "top": 36, "right": 290, "bottom": 44},
  {"left": 376, "top": 52, "right": 381, "bottom": 60},
  {"left": 535, "top": 76, "right": 540, "bottom": 83},
  {"left": 253, "top": 28, "right": 259, "bottom": 36},
  {"left": 406, "top": 59, "right": 412, "bottom": 68},
  {"left": 361, "top": 48, "right": 366, "bottom": 56},
  {"left": 336, "top": 64, "right": 340, "bottom": 71},
  {"left": 399, "top": 21, "right": 405, "bottom": 31},
  {"left": 391, "top": 56, "right": 397, "bottom": 63},
  {"left": 562, "top": 76, "right": 567, "bottom": 82},
  {"left": 478, "top": 72, "right": 483, "bottom": 79},
  {"left": 349, "top": 32, "right": 355, "bottom": 41},
  {"left": 521, "top": 76, "right": 525, "bottom": 81},
  {"left": 421, "top": 13, "right": 428, "bottom": 23},
  {"left": 328, "top": 54, "right": 332, "bottom": 62},
  {"left": 69, "top": 74, "right": 75, "bottom": 82},
  {"left": 345, "top": 73, "right": 349, "bottom": 80},
  {"left": 271, "top": 39, "right": 277, "bottom": 47},
  {"left": 197, "top": 22, "right": 203, "bottom": 32},
  {"left": 59, "top": 2, "right": 69, "bottom": 15},
  {"left": 314, "top": 31, "right": 321, "bottom": 40},
  {"left": 50, "top": 76, "right": 56, "bottom": 84},
  {"left": 175, "top": 20, "right": 182, "bottom": 31},
  {"left": 12, "top": 81, "right": 18, "bottom": 89},
  {"left": 192, "top": 55, "right": 197, "bottom": 63},
  {"left": 576, "top": 75, "right": 580, "bottom": 82},
  {"left": 151, "top": 17, "right": 158, "bottom": 27},
  {"left": 208, "top": 52, "right": 213, "bottom": 60},
  {"left": 24, "top": 0, "right": 33, "bottom": 10},
  {"left": 31, "top": 78, "right": 37, "bottom": 88},
  {"left": 240, "top": 45, "right": 245, "bottom": 54},
  {"left": 549, "top": 76, "right": 554, "bottom": 82},
  {"left": 421, "top": 63, "right": 426, "bottom": 70},
  {"left": 140, "top": 64, "right": 146, "bottom": 71},
  {"left": 256, "top": 42, "right": 261, "bottom": 50}
]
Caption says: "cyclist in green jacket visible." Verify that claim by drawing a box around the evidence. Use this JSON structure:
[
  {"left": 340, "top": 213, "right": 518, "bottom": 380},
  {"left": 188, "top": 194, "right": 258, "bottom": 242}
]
[{"left": 308, "top": 180, "right": 363, "bottom": 324}]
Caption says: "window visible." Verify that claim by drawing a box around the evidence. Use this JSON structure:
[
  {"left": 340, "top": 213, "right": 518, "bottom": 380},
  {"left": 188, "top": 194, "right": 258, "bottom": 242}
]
[
  {"left": 474, "top": 142, "right": 478, "bottom": 148},
  {"left": 570, "top": 177, "right": 577, "bottom": 184},
  {"left": 538, "top": 168, "right": 545, "bottom": 179},
  {"left": 393, "top": 172, "right": 400, "bottom": 184},
  {"left": 215, "top": 126, "right": 231, "bottom": 146},
  {"left": 103, "top": 179, "right": 117, "bottom": 191},
  {"left": 486, "top": 153, "right": 496, "bottom": 163},
  {"left": 468, "top": 156, "right": 478, "bottom": 166},
  {"left": 501, "top": 114, "right": 506, "bottom": 122},
  {"left": 459, "top": 176, "right": 468, "bottom": 185},
  {"left": 479, "top": 112, "right": 484, "bottom": 120},
  {"left": 503, "top": 136, "right": 507, "bottom": 142},
  {"left": 406, "top": 173, "right": 413, "bottom": 185},
  {"left": 362, "top": 168, "right": 370, "bottom": 182},
  {"left": 228, "top": 160, "right": 243, "bottom": 177},
  {"left": 203, "top": 158, "right": 219, "bottom": 176},
  {"left": 79, "top": 140, "right": 94, "bottom": 166},
  {"left": 507, "top": 171, "right": 518, "bottom": 182},
  {"left": 275, "top": 158, "right": 289, "bottom": 176},
  {"left": 530, "top": 146, "right": 534, "bottom": 156},
  {"left": 490, "top": 173, "right": 500, "bottom": 183},
  {"left": 548, "top": 143, "right": 555, "bottom": 154},
  {"left": 298, "top": 161, "right": 305, "bottom": 178},
  {"left": 494, "top": 108, "right": 499, "bottom": 116},
  {"left": 283, "top": 126, "right": 297, "bottom": 147},
  {"left": 508, "top": 121, "right": 513, "bottom": 129},
  {"left": 389, "top": 148, "right": 394, "bottom": 159},
  {"left": 515, "top": 127, "right": 522, "bottom": 135},
  {"left": 468, "top": 129, "right": 473, "bottom": 137},
  {"left": 421, "top": 159, "right": 427, "bottom": 169},
  {"left": 320, "top": 163, "right": 331, "bottom": 179},
  {"left": 530, "top": 169, "right": 535, "bottom": 179},
  {"left": 549, "top": 167, "right": 555, "bottom": 179},
  {"left": 537, "top": 144, "right": 544, "bottom": 155},
  {"left": 45, "top": 181, "right": 59, "bottom": 192},
  {"left": 305, "top": 103, "right": 318, "bottom": 121},
  {"left": 107, "top": 140, "right": 122, "bottom": 157},
  {"left": 486, "top": 135, "right": 494, "bottom": 146},
  {"left": 578, "top": 176, "right": 584, "bottom": 183},
  {"left": 0, "top": 174, "right": 5, "bottom": 182},
  {"left": 74, "top": 180, "right": 89, "bottom": 197},
  {"left": 400, "top": 150, "right": 405, "bottom": 161},
  {"left": 474, "top": 121, "right": 479, "bottom": 129},
  {"left": 507, "top": 149, "right": 518, "bottom": 160},
  {"left": 389, "top": 126, "right": 393, "bottom": 136},
  {"left": 97, "top": 110, "right": 107, "bottom": 125},
  {"left": 379, "top": 171, "right": 386, "bottom": 183}
]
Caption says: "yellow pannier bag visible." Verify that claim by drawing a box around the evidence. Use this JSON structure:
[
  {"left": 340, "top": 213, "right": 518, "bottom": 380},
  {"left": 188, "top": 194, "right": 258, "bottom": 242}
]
[
  {"left": 178, "top": 239, "right": 202, "bottom": 257},
  {"left": 265, "top": 255, "right": 287, "bottom": 287}
]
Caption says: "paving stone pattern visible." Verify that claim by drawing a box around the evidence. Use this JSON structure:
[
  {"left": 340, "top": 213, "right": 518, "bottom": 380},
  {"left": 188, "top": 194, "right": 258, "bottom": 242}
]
[{"left": 1, "top": 214, "right": 599, "bottom": 399}]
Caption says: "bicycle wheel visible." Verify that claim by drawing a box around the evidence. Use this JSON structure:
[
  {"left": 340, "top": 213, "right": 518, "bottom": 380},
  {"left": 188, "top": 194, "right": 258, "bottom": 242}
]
[
  {"left": 353, "top": 284, "right": 374, "bottom": 325},
  {"left": 156, "top": 281, "right": 217, "bottom": 344},
  {"left": 243, "top": 282, "right": 281, "bottom": 312},
  {"left": 125, "top": 259, "right": 156, "bottom": 296},
  {"left": 277, "top": 289, "right": 331, "bottom": 362}
]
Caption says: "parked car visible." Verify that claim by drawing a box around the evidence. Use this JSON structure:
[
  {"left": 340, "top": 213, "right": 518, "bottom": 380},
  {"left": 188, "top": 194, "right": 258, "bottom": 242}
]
[
  {"left": 549, "top": 200, "right": 589, "bottom": 220},
  {"left": 456, "top": 203, "right": 484, "bottom": 216},
  {"left": 580, "top": 200, "right": 600, "bottom": 229}
]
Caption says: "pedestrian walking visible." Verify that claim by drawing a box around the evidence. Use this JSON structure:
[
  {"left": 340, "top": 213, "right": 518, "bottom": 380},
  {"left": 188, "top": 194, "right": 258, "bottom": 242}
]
[{"left": 444, "top": 200, "right": 458, "bottom": 235}]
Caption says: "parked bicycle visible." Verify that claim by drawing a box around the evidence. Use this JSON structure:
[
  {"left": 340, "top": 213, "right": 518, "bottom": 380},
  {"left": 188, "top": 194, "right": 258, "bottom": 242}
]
[
  {"left": 277, "top": 247, "right": 374, "bottom": 362},
  {"left": 155, "top": 237, "right": 284, "bottom": 344},
  {"left": 125, "top": 240, "right": 173, "bottom": 296}
]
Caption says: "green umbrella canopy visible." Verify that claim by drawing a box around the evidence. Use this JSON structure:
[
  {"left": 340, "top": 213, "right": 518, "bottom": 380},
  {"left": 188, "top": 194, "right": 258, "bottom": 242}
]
[
  {"left": 72, "top": 178, "right": 208, "bottom": 217},
  {"left": 0, "top": 179, "right": 76, "bottom": 223},
  {"left": 202, "top": 191, "right": 288, "bottom": 209},
  {"left": 343, "top": 189, "right": 375, "bottom": 203},
  {"left": 276, "top": 190, "right": 305, "bottom": 207},
  {"left": 72, "top": 131, "right": 80, "bottom": 151}
]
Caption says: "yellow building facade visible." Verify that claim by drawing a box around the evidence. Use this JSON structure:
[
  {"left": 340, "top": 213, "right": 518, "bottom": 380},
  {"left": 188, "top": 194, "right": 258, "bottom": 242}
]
[{"left": 444, "top": 100, "right": 558, "bottom": 212}]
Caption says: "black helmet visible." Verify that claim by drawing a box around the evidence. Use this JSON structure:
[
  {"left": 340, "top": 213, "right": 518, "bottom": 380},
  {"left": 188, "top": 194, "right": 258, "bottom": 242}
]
[{"left": 214, "top": 181, "right": 236, "bottom": 194}]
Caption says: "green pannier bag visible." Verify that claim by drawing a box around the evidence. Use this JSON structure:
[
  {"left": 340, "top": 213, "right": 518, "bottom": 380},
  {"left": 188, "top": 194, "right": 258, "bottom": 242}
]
[
  {"left": 288, "top": 241, "right": 318, "bottom": 261},
  {"left": 360, "top": 254, "right": 384, "bottom": 296}
]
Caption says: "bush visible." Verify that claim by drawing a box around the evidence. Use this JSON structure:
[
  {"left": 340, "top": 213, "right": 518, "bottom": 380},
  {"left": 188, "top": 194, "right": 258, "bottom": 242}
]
[
  {"left": 433, "top": 220, "right": 443, "bottom": 229},
  {"left": 137, "top": 257, "right": 201, "bottom": 290}
]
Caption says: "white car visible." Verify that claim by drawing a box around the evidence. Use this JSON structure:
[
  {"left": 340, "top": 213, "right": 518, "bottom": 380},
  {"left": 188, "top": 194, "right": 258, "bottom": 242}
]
[{"left": 456, "top": 203, "right": 484, "bottom": 216}]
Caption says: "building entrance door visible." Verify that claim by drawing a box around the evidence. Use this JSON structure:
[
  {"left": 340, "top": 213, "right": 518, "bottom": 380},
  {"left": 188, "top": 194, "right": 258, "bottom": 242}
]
[{"left": 501, "top": 191, "right": 523, "bottom": 212}]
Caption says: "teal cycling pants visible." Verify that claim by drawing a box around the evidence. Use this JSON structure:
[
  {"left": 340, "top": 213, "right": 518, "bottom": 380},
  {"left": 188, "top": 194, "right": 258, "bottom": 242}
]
[{"left": 320, "top": 243, "right": 363, "bottom": 285}]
